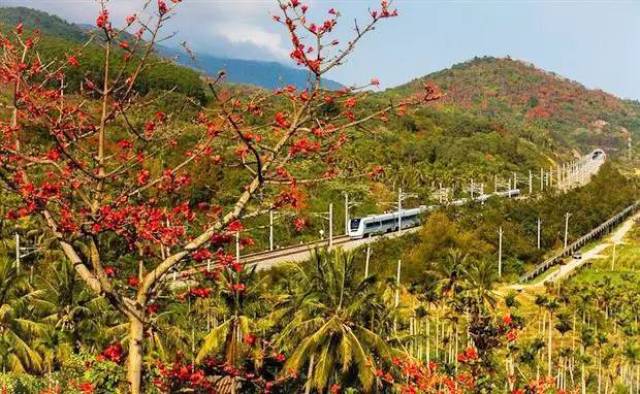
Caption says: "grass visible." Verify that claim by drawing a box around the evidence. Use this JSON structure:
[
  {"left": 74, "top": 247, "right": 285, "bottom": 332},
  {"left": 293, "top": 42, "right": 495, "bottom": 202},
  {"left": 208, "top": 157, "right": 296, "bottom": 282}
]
[{"left": 570, "top": 240, "right": 640, "bottom": 285}]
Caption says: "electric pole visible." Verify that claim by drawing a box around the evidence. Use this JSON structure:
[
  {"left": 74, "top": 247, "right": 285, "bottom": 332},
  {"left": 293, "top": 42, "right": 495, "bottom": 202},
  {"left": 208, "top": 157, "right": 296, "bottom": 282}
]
[
  {"left": 344, "top": 193, "right": 349, "bottom": 235},
  {"left": 235, "top": 231, "right": 240, "bottom": 262},
  {"left": 611, "top": 242, "right": 617, "bottom": 270},
  {"left": 397, "top": 188, "right": 402, "bottom": 232},
  {"left": 394, "top": 259, "right": 402, "bottom": 333},
  {"left": 15, "top": 233, "right": 20, "bottom": 274},
  {"left": 498, "top": 227, "right": 503, "bottom": 277},
  {"left": 364, "top": 244, "right": 371, "bottom": 278},
  {"left": 564, "top": 212, "right": 571, "bottom": 249},
  {"left": 537, "top": 217, "right": 541, "bottom": 249},
  {"left": 269, "top": 210, "right": 274, "bottom": 251},
  {"left": 329, "top": 203, "right": 333, "bottom": 248}
]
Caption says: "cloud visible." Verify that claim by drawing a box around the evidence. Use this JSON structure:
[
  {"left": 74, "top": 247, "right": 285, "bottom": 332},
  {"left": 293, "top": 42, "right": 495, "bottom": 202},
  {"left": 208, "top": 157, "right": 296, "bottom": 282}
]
[
  {"left": 2, "top": 0, "right": 292, "bottom": 62},
  {"left": 212, "top": 22, "right": 289, "bottom": 60}
]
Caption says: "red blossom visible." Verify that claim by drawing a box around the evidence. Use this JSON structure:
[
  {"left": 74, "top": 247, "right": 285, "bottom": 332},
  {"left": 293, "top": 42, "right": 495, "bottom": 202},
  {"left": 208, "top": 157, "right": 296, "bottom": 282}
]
[
  {"left": 99, "top": 342, "right": 123, "bottom": 363},
  {"left": 158, "top": 0, "right": 169, "bottom": 15},
  {"left": 457, "top": 347, "right": 479, "bottom": 363},
  {"left": 146, "top": 303, "right": 160, "bottom": 314},
  {"left": 243, "top": 333, "right": 256, "bottom": 345},
  {"left": 188, "top": 287, "right": 212, "bottom": 298},
  {"left": 126, "top": 14, "right": 136, "bottom": 25},
  {"left": 104, "top": 266, "right": 116, "bottom": 277},
  {"left": 67, "top": 55, "right": 80, "bottom": 67},
  {"left": 274, "top": 112, "right": 290, "bottom": 128},
  {"left": 96, "top": 10, "right": 109, "bottom": 29},
  {"left": 192, "top": 248, "right": 213, "bottom": 262},
  {"left": 127, "top": 276, "right": 140, "bottom": 288},
  {"left": 137, "top": 169, "right": 150, "bottom": 185},
  {"left": 227, "top": 220, "right": 244, "bottom": 233},
  {"left": 45, "top": 148, "right": 61, "bottom": 161},
  {"left": 76, "top": 382, "right": 94, "bottom": 394},
  {"left": 293, "top": 217, "right": 306, "bottom": 231}
]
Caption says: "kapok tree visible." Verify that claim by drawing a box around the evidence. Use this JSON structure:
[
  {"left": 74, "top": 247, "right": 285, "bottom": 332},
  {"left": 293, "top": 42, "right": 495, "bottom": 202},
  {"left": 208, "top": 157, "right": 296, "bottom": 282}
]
[{"left": 0, "top": 0, "right": 440, "bottom": 392}]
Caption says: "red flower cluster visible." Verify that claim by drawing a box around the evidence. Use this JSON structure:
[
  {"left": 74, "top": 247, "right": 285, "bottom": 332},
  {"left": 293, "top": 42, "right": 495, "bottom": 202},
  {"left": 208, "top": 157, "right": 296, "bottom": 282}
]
[
  {"left": 274, "top": 112, "right": 290, "bottom": 128},
  {"left": 158, "top": 0, "right": 169, "bottom": 16},
  {"left": 154, "top": 360, "right": 213, "bottom": 392},
  {"left": 293, "top": 217, "right": 306, "bottom": 231},
  {"left": 96, "top": 10, "right": 110, "bottom": 29},
  {"left": 456, "top": 346, "right": 479, "bottom": 363},
  {"left": 97, "top": 342, "right": 123, "bottom": 364},
  {"left": 104, "top": 266, "right": 116, "bottom": 277},
  {"left": 290, "top": 137, "right": 321, "bottom": 156},
  {"left": 501, "top": 313, "right": 520, "bottom": 343},
  {"left": 371, "top": 0, "right": 399, "bottom": 20},
  {"left": 192, "top": 248, "right": 213, "bottom": 262},
  {"left": 67, "top": 55, "right": 80, "bottom": 67},
  {"left": 274, "top": 186, "right": 305, "bottom": 210},
  {"left": 127, "top": 276, "right": 140, "bottom": 287},
  {"left": 230, "top": 283, "right": 246, "bottom": 293},
  {"left": 188, "top": 287, "right": 212, "bottom": 298}
]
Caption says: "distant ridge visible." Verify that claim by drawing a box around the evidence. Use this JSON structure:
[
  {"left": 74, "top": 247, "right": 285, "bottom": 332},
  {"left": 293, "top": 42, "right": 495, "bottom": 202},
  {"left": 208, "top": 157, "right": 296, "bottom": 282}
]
[{"left": 0, "top": 6, "right": 344, "bottom": 91}]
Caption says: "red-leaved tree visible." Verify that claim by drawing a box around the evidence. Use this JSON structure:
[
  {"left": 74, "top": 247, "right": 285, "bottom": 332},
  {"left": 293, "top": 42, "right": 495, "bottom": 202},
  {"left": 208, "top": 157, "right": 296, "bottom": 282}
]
[{"left": 0, "top": 0, "right": 440, "bottom": 391}]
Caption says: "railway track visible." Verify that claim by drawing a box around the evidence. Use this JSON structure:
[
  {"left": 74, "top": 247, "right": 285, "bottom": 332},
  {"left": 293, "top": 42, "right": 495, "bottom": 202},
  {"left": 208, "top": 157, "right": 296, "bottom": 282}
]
[{"left": 175, "top": 149, "right": 606, "bottom": 280}]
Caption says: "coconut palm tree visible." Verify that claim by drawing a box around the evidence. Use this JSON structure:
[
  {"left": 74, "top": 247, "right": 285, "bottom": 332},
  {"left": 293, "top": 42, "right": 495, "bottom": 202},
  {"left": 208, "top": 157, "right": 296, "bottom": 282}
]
[
  {"left": 0, "top": 257, "right": 46, "bottom": 373},
  {"left": 35, "top": 260, "right": 112, "bottom": 358},
  {"left": 274, "top": 248, "right": 393, "bottom": 393},
  {"left": 462, "top": 258, "right": 498, "bottom": 315},
  {"left": 196, "top": 266, "right": 270, "bottom": 368}
]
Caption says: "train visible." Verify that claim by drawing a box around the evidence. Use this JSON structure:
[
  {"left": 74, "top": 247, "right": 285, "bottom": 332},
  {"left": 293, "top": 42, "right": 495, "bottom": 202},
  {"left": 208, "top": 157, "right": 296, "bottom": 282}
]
[{"left": 347, "top": 189, "right": 521, "bottom": 239}]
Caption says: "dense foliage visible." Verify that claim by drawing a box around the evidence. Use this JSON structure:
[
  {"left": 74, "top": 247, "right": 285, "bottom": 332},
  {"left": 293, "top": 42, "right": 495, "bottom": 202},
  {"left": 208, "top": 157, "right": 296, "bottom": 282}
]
[
  {"left": 390, "top": 56, "right": 640, "bottom": 152},
  {"left": 1, "top": 1, "right": 638, "bottom": 394}
]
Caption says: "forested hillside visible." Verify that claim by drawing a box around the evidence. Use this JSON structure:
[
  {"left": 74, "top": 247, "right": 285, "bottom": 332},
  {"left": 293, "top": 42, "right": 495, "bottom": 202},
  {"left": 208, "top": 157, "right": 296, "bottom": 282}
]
[{"left": 390, "top": 56, "right": 640, "bottom": 152}]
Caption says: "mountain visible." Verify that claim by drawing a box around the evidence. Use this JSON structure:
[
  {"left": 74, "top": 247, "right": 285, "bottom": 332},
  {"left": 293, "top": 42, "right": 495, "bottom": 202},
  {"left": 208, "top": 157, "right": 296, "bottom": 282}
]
[
  {"left": 158, "top": 46, "right": 343, "bottom": 91},
  {"left": 0, "top": 6, "right": 343, "bottom": 91},
  {"left": 0, "top": 6, "right": 85, "bottom": 42},
  {"left": 389, "top": 56, "right": 640, "bottom": 152}
]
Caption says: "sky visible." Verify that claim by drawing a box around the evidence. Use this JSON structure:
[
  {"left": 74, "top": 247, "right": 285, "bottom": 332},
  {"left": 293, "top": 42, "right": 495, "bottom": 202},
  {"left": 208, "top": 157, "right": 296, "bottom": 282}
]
[{"left": 4, "top": 0, "right": 640, "bottom": 99}]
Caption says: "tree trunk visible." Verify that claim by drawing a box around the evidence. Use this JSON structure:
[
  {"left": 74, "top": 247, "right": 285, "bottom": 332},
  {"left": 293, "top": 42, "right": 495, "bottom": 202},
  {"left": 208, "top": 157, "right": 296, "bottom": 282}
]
[
  {"left": 548, "top": 311, "right": 553, "bottom": 377},
  {"left": 128, "top": 315, "right": 145, "bottom": 394},
  {"left": 305, "top": 353, "right": 315, "bottom": 394}
]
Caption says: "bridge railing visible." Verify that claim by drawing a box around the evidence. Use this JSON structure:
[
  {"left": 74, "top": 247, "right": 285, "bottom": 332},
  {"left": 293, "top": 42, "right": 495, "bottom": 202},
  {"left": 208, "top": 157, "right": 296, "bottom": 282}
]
[{"left": 518, "top": 200, "right": 640, "bottom": 283}]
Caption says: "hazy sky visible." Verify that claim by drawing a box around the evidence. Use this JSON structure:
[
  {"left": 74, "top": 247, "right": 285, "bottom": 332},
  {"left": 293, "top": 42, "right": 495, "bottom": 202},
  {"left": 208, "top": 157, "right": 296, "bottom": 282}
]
[{"left": 5, "top": 0, "right": 640, "bottom": 99}]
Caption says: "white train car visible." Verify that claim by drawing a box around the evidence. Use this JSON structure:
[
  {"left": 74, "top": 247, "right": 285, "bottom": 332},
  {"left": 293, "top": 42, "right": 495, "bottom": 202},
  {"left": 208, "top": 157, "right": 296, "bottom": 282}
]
[
  {"left": 348, "top": 206, "right": 432, "bottom": 239},
  {"left": 347, "top": 189, "right": 521, "bottom": 239}
]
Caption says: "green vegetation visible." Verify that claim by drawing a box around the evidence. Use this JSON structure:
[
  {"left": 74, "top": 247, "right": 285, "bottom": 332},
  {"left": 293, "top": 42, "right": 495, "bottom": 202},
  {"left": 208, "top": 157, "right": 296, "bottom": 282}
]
[
  {"left": 389, "top": 56, "right": 640, "bottom": 153},
  {"left": 2, "top": 5, "right": 640, "bottom": 393}
]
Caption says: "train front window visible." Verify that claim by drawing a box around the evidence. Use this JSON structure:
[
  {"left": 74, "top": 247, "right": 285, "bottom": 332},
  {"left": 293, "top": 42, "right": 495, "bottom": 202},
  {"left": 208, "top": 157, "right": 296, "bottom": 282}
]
[{"left": 350, "top": 219, "right": 361, "bottom": 230}]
